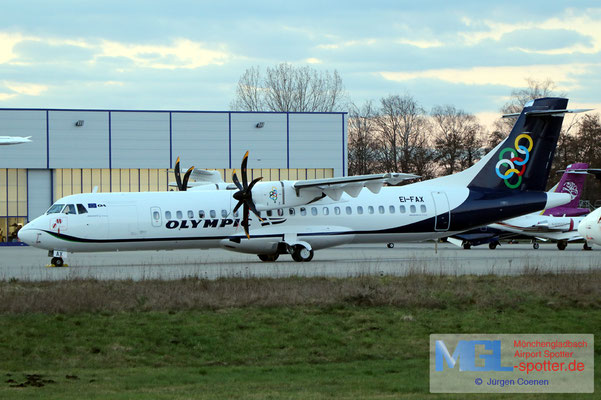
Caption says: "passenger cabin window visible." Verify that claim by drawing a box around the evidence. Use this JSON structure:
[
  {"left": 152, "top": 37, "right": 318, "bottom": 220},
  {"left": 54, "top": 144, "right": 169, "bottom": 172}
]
[
  {"left": 77, "top": 204, "right": 88, "bottom": 214},
  {"left": 176, "top": 211, "right": 183, "bottom": 219},
  {"left": 63, "top": 204, "right": 77, "bottom": 215},
  {"left": 234, "top": 210, "right": 239, "bottom": 218},
  {"left": 300, "top": 207, "right": 307, "bottom": 216},
  {"left": 378, "top": 205, "right": 385, "bottom": 214},
  {"left": 400, "top": 205, "right": 406, "bottom": 213},
  {"left": 357, "top": 206, "right": 363, "bottom": 215},
  {"left": 277, "top": 209, "right": 284, "bottom": 217},
  {"left": 311, "top": 207, "right": 318, "bottom": 216},
  {"left": 267, "top": 210, "right": 273, "bottom": 217},
  {"left": 420, "top": 205, "right": 427, "bottom": 213},
  {"left": 153, "top": 211, "right": 160, "bottom": 221},
  {"left": 410, "top": 205, "right": 416, "bottom": 213},
  {"left": 210, "top": 210, "right": 216, "bottom": 218},
  {"left": 334, "top": 207, "right": 341, "bottom": 215},
  {"left": 46, "top": 204, "right": 65, "bottom": 214},
  {"left": 368, "top": 206, "right": 374, "bottom": 214},
  {"left": 389, "top": 205, "right": 396, "bottom": 214},
  {"left": 165, "top": 211, "right": 172, "bottom": 219},
  {"left": 199, "top": 210, "right": 205, "bottom": 218},
  {"left": 346, "top": 206, "right": 352, "bottom": 215},
  {"left": 222, "top": 209, "right": 228, "bottom": 218},
  {"left": 289, "top": 208, "right": 295, "bottom": 216},
  {"left": 188, "top": 210, "right": 194, "bottom": 219},
  {"left": 323, "top": 207, "right": 329, "bottom": 215}
]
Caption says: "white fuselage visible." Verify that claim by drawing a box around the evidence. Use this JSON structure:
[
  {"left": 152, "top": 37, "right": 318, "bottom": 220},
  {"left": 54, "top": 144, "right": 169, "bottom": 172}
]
[
  {"left": 578, "top": 208, "right": 601, "bottom": 246},
  {"left": 19, "top": 186, "right": 469, "bottom": 254}
]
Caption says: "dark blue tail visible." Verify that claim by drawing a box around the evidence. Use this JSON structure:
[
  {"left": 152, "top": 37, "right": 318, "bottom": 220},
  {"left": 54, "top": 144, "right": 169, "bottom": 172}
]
[{"left": 468, "top": 97, "right": 568, "bottom": 191}]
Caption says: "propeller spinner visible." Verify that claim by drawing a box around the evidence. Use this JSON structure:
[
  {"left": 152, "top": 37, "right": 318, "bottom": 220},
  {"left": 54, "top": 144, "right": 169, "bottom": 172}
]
[
  {"left": 174, "top": 157, "right": 194, "bottom": 191},
  {"left": 232, "top": 151, "right": 263, "bottom": 238}
]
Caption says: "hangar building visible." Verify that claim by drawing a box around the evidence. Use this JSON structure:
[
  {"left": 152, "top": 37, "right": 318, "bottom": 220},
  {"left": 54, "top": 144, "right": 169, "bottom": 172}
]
[{"left": 0, "top": 108, "right": 347, "bottom": 244}]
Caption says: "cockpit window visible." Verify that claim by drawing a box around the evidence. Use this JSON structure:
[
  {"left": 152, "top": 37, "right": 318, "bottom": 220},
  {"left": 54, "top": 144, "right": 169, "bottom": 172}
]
[
  {"left": 46, "top": 204, "right": 65, "bottom": 214},
  {"left": 77, "top": 204, "right": 88, "bottom": 214},
  {"left": 62, "top": 204, "right": 77, "bottom": 215}
]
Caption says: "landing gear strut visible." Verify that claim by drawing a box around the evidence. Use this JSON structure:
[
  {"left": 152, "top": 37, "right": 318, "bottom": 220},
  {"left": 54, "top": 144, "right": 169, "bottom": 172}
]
[
  {"left": 462, "top": 242, "right": 471, "bottom": 250},
  {"left": 583, "top": 242, "right": 592, "bottom": 251}
]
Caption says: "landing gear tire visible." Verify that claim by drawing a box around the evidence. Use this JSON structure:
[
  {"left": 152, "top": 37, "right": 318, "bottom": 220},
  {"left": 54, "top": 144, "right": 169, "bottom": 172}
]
[
  {"left": 291, "top": 245, "right": 314, "bottom": 262},
  {"left": 488, "top": 242, "right": 498, "bottom": 250},
  {"left": 387, "top": 243, "right": 394, "bottom": 249},
  {"left": 51, "top": 257, "right": 64, "bottom": 267},
  {"left": 533, "top": 242, "right": 539, "bottom": 250},
  {"left": 462, "top": 242, "right": 471, "bottom": 250},
  {"left": 258, "top": 254, "right": 279, "bottom": 262},
  {"left": 557, "top": 241, "right": 567, "bottom": 251},
  {"left": 583, "top": 242, "right": 592, "bottom": 251}
]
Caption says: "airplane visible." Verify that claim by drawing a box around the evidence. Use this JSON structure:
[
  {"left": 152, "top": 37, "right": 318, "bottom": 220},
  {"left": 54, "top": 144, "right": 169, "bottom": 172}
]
[
  {"left": 18, "top": 97, "right": 577, "bottom": 267},
  {"left": 0, "top": 136, "right": 32, "bottom": 145},
  {"left": 578, "top": 207, "right": 601, "bottom": 247},
  {"left": 448, "top": 163, "right": 595, "bottom": 250}
]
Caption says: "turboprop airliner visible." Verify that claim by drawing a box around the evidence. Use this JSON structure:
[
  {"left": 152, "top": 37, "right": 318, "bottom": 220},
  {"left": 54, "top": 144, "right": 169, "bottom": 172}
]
[{"left": 19, "top": 98, "right": 579, "bottom": 266}]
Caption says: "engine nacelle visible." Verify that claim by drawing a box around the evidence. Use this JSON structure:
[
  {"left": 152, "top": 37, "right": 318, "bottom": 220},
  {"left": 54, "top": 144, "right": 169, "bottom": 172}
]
[{"left": 251, "top": 181, "right": 322, "bottom": 211}]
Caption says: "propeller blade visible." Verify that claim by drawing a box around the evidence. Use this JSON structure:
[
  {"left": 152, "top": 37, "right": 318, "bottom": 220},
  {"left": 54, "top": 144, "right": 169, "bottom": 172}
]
[
  {"left": 174, "top": 157, "right": 183, "bottom": 191},
  {"left": 232, "top": 169, "right": 243, "bottom": 191},
  {"left": 243, "top": 203, "right": 250, "bottom": 239},
  {"left": 248, "top": 200, "right": 263, "bottom": 221},
  {"left": 247, "top": 177, "right": 263, "bottom": 192},
  {"left": 181, "top": 166, "right": 194, "bottom": 191},
  {"left": 241, "top": 151, "right": 249, "bottom": 189},
  {"left": 233, "top": 200, "right": 243, "bottom": 214}
]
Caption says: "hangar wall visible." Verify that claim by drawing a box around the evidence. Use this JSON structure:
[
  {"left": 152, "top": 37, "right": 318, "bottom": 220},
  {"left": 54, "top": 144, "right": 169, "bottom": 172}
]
[{"left": 0, "top": 108, "right": 347, "bottom": 244}]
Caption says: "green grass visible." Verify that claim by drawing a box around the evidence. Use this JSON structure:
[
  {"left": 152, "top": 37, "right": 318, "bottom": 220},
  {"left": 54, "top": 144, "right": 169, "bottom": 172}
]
[{"left": 0, "top": 275, "right": 600, "bottom": 398}]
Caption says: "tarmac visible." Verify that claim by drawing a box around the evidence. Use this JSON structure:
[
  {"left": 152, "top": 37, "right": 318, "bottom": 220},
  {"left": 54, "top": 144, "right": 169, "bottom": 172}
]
[{"left": 0, "top": 242, "right": 599, "bottom": 281}]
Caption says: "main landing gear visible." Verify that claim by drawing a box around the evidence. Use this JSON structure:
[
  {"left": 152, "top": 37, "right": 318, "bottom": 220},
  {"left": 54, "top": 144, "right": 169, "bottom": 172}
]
[
  {"left": 48, "top": 250, "right": 68, "bottom": 267},
  {"left": 49, "top": 257, "right": 65, "bottom": 267},
  {"left": 531, "top": 239, "right": 539, "bottom": 250},
  {"left": 557, "top": 241, "right": 567, "bottom": 251},
  {"left": 583, "top": 242, "right": 592, "bottom": 251},
  {"left": 257, "top": 242, "right": 314, "bottom": 262}
]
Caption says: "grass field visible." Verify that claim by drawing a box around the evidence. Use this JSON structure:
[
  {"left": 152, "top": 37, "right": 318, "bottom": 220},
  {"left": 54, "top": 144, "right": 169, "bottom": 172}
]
[{"left": 0, "top": 273, "right": 599, "bottom": 399}]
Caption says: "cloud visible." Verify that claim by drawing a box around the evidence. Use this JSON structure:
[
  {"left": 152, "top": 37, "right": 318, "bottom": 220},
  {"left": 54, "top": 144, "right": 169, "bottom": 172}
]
[
  {"left": 460, "top": 9, "right": 601, "bottom": 55},
  {"left": 3, "top": 81, "right": 49, "bottom": 96},
  {"left": 379, "top": 63, "right": 595, "bottom": 90},
  {"left": 305, "top": 57, "right": 322, "bottom": 64},
  {"left": 0, "top": 32, "right": 25, "bottom": 64},
  {"left": 396, "top": 38, "right": 443, "bottom": 48},
  {"left": 96, "top": 38, "right": 230, "bottom": 70},
  {"left": 0, "top": 93, "right": 18, "bottom": 101}
]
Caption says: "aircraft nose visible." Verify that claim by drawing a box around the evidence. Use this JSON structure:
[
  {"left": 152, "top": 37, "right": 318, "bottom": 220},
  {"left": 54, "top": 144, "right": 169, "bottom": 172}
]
[{"left": 17, "top": 226, "right": 36, "bottom": 245}]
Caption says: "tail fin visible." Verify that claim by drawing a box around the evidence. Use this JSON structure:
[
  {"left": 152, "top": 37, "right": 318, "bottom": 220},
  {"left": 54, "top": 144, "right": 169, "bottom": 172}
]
[
  {"left": 467, "top": 97, "right": 569, "bottom": 191},
  {"left": 542, "top": 163, "right": 590, "bottom": 216}
]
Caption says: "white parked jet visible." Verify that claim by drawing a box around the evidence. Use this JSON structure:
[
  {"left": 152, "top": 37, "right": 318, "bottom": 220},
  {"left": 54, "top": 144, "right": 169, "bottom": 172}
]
[
  {"left": 578, "top": 208, "right": 601, "bottom": 247},
  {"left": 0, "top": 136, "right": 32, "bottom": 145},
  {"left": 19, "top": 98, "right": 575, "bottom": 266}
]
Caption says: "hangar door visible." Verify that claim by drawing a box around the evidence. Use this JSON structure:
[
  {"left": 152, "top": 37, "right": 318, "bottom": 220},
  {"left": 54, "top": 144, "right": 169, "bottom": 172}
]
[
  {"left": 431, "top": 191, "right": 450, "bottom": 231},
  {"left": 27, "top": 169, "right": 52, "bottom": 221}
]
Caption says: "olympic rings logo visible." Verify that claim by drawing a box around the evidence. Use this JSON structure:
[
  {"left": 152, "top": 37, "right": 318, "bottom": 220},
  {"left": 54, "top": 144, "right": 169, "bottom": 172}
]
[
  {"left": 495, "top": 133, "right": 533, "bottom": 189},
  {"left": 269, "top": 187, "right": 278, "bottom": 203}
]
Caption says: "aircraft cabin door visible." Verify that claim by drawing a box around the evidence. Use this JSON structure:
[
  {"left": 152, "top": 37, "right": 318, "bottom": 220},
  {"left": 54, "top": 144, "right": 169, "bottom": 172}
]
[
  {"left": 151, "top": 207, "right": 162, "bottom": 227},
  {"left": 431, "top": 191, "right": 450, "bottom": 231}
]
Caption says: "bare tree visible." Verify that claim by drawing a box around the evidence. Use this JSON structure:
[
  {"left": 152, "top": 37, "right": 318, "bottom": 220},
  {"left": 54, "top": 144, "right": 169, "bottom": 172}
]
[
  {"left": 431, "top": 105, "right": 484, "bottom": 175},
  {"left": 488, "top": 78, "right": 566, "bottom": 150},
  {"left": 348, "top": 101, "right": 378, "bottom": 176},
  {"left": 231, "top": 63, "right": 346, "bottom": 112},
  {"left": 375, "top": 95, "right": 431, "bottom": 175}
]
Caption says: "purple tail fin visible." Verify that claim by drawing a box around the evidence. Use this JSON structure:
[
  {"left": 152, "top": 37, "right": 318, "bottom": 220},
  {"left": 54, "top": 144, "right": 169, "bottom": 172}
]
[{"left": 543, "top": 163, "right": 589, "bottom": 216}]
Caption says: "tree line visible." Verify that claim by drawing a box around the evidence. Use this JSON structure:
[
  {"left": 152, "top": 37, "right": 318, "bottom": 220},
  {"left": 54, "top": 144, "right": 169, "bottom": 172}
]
[{"left": 232, "top": 65, "right": 601, "bottom": 204}]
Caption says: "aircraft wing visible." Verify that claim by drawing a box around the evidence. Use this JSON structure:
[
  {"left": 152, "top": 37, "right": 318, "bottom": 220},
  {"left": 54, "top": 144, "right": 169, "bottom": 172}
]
[{"left": 293, "top": 173, "right": 420, "bottom": 201}]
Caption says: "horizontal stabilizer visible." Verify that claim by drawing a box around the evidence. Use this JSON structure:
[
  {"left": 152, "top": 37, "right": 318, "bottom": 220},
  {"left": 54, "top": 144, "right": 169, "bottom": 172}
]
[{"left": 502, "top": 108, "right": 592, "bottom": 118}]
